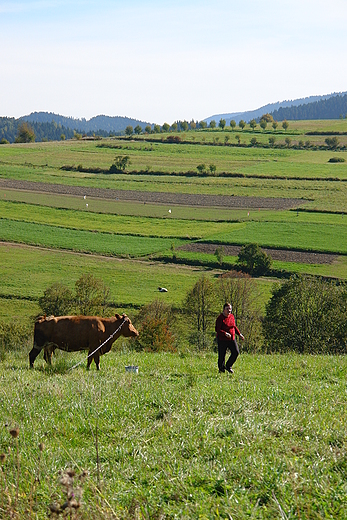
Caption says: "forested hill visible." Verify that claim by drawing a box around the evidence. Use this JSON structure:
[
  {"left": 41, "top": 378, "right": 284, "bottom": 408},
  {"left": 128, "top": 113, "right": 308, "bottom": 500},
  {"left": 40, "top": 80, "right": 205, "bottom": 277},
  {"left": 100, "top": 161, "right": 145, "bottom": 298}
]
[
  {"left": 21, "top": 112, "right": 152, "bottom": 133},
  {"left": 204, "top": 92, "right": 347, "bottom": 125},
  {"left": 0, "top": 112, "right": 153, "bottom": 143},
  {"left": 269, "top": 93, "right": 347, "bottom": 121},
  {"left": 0, "top": 117, "right": 76, "bottom": 143}
]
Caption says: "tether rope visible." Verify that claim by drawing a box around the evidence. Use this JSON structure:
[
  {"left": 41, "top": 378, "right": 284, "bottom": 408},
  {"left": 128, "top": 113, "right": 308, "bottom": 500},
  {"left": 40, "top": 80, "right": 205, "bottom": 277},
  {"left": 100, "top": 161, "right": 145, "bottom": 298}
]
[{"left": 68, "top": 318, "right": 126, "bottom": 371}]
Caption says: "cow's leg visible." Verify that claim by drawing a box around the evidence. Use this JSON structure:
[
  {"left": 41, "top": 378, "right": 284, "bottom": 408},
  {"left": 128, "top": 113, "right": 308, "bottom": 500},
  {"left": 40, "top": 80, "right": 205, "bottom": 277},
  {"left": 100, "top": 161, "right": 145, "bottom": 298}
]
[
  {"left": 94, "top": 353, "right": 101, "bottom": 371},
  {"left": 29, "top": 346, "right": 42, "bottom": 368},
  {"left": 87, "top": 353, "right": 93, "bottom": 370},
  {"left": 43, "top": 345, "right": 54, "bottom": 365}
]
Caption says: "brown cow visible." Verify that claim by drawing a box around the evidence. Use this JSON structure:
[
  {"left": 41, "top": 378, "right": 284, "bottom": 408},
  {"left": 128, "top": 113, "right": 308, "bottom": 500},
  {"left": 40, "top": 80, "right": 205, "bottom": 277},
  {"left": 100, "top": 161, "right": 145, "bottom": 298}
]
[{"left": 29, "top": 314, "right": 139, "bottom": 370}]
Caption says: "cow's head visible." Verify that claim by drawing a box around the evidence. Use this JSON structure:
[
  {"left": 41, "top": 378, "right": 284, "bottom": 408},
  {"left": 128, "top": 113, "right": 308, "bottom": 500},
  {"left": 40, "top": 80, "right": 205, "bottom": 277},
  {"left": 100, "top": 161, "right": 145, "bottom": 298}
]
[{"left": 120, "top": 314, "right": 139, "bottom": 338}]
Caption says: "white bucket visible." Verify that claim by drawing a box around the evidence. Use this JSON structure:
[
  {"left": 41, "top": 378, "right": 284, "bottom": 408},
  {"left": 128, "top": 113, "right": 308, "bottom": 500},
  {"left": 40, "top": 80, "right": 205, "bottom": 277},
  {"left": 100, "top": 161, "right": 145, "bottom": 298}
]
[{"left": 125, "top": 365, "right": 139, "bottom": 374}]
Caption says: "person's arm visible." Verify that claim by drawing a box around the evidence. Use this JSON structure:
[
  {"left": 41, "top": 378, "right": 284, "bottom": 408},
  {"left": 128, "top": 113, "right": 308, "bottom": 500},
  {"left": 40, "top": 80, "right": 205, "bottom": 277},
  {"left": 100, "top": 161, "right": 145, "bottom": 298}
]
[{"left": 235, "top": 325, "right": 244, "bottom": 340}]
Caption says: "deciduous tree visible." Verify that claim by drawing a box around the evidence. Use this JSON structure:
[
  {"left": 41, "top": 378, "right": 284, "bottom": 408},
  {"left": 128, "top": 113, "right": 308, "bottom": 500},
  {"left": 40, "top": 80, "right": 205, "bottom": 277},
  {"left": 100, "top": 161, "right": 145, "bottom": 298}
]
[
  {"left": 249, "top": 119, "right": 257, "bottom": 131},
  {"left": 15, "top": 122, "right": 35, "bottom": 143},
  {"left": 263, "top": 275, "right": 347, "bottom": 354},
  {"left": 109, "top": 155, "right": 131, "bottom": 173},
  {"left": 39, "top": 282, "right": 74, "bottom": 316},
  {"left": 237, "top": 243, "right": 272, "bottom": 275},
  {"left": 184, "top": 275, "right": 216, "bottom": 350},
  {"left": 75, "top": 274, "right": 110, "bottom": 315}
]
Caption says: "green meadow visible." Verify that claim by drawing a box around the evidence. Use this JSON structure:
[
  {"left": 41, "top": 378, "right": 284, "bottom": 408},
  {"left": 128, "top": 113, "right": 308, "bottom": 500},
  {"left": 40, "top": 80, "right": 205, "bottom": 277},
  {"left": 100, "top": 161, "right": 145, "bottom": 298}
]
[
  {"left": 0, "top": 351, "right": 346, "bottom": 518},
  {"left": 0, "top": 122, "right": 346, "bottom": 518}
]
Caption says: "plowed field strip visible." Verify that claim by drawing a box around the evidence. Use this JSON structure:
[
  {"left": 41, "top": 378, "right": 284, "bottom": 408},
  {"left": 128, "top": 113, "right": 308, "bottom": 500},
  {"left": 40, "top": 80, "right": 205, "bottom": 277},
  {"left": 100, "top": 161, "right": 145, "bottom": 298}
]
[
  {"left": 179, "top": 243, "right": 338, "bottom": 265},
  {"left": 0, "top": 178, "right": 305, "bottom": 209}
]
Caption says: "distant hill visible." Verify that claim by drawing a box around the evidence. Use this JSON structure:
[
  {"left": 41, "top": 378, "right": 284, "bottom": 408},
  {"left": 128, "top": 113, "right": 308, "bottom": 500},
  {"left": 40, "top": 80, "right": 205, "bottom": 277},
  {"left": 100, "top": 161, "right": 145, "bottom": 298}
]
[
  {"left": 204, "top": 92, "right": 347, "bottom": 125},
  {"left": 269, "top": 93, "right": 347, "bottom": 121},
  {"left": 0, "top": 117, "right": 76, "bottom": 143},
  {"left": 21, "top": 112, "right": 153, "bottom": 134}
]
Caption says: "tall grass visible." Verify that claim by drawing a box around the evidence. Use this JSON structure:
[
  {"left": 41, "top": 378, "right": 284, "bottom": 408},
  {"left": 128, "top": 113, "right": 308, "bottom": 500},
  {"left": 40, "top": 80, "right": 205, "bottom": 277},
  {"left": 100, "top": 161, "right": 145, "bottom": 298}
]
[{"left": 0, "top": 351, "right": 345, "bottom": 518}]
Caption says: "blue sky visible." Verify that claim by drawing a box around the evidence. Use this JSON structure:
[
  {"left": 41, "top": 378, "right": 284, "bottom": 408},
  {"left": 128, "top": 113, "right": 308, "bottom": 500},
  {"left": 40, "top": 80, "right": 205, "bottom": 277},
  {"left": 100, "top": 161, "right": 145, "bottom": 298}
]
[{"left": 1, "top": 0, "right": 347, "bottom": 123}]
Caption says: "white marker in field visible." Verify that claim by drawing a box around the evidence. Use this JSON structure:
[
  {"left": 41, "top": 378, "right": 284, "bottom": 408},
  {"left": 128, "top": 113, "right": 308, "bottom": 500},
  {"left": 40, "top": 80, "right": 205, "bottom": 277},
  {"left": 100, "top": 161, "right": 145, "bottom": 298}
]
[
  {"left": 86, "top": 203, "right": 88, "bottom": 208},
  {"left": 84, "top": 195, "right": 86, "bottom": 199},
  {"left": 168, "top": 209, "right": 171, "bottom": 213}
]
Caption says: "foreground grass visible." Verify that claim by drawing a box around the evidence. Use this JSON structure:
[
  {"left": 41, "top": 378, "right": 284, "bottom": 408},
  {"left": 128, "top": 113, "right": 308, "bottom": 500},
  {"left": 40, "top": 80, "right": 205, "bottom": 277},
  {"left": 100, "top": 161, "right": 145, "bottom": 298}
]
[{"left": 0, "top": 351, "right": 346, "bottom": 518}]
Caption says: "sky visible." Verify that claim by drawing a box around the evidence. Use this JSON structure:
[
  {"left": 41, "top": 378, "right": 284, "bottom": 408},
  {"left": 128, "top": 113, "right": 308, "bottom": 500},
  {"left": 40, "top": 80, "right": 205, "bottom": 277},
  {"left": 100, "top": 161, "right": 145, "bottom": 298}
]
[{"left": 1, "top": 0, "right": 347, "bottom": 124}]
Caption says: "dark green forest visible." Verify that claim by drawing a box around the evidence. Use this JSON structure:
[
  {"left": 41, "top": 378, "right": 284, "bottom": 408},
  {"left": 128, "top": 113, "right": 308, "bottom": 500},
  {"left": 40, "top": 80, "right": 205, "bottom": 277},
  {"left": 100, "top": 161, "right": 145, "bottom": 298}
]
[
  {"left": 22, "top": 112, "right": 151, "bottom": 133},
  {"left": 0, "top": 118, "right": 117, "bottom": 143},
  {"left": 269, "top": 93, "right": 347, "bottom": 121}
]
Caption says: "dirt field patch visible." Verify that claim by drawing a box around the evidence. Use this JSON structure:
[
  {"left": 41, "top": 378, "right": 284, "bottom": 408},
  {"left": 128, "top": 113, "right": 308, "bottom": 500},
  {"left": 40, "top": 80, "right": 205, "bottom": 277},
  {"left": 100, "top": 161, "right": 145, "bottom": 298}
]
[
  {"left": 179, "top": 243, "right": 338, "bottom": 265},
  {"left": 0, "top": 179, "right": 306, "bottom": 210}
]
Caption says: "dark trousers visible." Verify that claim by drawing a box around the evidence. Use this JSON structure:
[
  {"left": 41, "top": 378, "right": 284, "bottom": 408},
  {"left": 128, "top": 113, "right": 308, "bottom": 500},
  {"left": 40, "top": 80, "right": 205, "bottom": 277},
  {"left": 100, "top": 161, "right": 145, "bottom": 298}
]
[{"left": 218, "top": 339, "right": 239, "bottom": 372}]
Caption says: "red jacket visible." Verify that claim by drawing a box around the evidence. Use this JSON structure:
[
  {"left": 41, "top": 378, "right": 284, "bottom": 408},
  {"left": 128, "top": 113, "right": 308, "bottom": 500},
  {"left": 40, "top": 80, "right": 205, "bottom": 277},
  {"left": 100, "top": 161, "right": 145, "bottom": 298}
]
[{"left": 215, "top": 313, "right": 241, "bottom": 341}]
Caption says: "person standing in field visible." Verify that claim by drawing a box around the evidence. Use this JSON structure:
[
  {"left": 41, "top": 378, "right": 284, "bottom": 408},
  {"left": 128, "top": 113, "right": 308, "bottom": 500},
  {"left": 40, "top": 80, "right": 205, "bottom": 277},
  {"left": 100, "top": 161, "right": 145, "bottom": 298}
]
[{"left": 215, "top": 302, "right": 244, "bottom": 374}]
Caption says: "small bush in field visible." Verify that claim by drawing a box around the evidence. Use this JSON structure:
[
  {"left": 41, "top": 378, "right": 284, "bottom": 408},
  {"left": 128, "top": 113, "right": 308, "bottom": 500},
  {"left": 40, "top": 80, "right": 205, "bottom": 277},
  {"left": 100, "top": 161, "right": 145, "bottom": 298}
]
[
  {"left": 329, "top": 157, "right": 345, "bottom": 163},
  {"left": 134, "top": 300, "right": 176, "bottom": 352},
  {"left": 0, "top": 320, "right": 32, "bottom": 358},
  {"left": 75, "top": 273, "right": 110, "bottom": 315},
  {"left": 38, "top": 282, "right": 74, "bottom": 316}
]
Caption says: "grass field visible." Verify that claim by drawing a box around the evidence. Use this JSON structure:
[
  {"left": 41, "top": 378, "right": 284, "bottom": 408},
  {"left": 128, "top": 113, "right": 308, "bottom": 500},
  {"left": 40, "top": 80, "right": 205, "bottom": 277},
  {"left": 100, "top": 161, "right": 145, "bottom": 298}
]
[
  {"left": 0, "top": 124, "right": 346, "bottom": 519},
  {"left": 0, "top": 351, "right": 346, "bottom": 519},
  {"left": 1, "top": 122, "right": 347, "bottom": 323},
  {"left": 0, "top": 243, "right": 213, "bottom": 312}
]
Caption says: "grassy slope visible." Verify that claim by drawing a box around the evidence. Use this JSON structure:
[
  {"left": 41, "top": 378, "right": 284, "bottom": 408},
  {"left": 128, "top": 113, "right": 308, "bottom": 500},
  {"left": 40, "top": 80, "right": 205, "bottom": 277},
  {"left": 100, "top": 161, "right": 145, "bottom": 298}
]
[
  {"left": 0, "top": 243, "right": 210, "bottom": 309},
  {"left": 0, "top": 351, "right": 346, "bottom": 519}
]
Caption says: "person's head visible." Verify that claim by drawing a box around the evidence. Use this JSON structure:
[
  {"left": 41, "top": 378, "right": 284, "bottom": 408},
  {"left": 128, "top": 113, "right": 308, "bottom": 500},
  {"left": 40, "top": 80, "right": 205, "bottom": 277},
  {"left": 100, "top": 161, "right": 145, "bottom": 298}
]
[{"left": 222, "top": 303, "right": 232, "bottom": 316}]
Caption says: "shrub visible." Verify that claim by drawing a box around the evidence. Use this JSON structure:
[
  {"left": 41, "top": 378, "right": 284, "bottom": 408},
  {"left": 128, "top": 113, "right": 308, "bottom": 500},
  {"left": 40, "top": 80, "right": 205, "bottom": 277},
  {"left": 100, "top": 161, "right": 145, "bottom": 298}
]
[
  {"left": 38, "top": 282, "right": 74, "bottom": 316},
  {"left": 237, "top": 243, "right": 272, "bottom": 275},
  {"left": 0, "top": 138, "right": 9, "bottom": 144},
  {"left": 166, "top": 135, "right": 181, "bottom": 144},
  {"left": 109, "top": 155, "right": 131, "bottom": 173},
  {"left": 75, "top": 274, "right": 110, "bottom": 315},
  {"left": 325, "top": 137, "right": 339, "bottom": 149},
  {"left": 134, "top": 300, "right": 176, "bottom": 352},
  {"left": 250, "top": 137, "right": 257, "bottom": 146},
  {"left": 329, "top": 157, "right": 345, "bottom": 163},
  {"left": 196, "top": 164, "right": 207, "bottom": 174},
  {"left": 263, "top": 275, "right": 347, "bottom": 354},
  {"left": 0, "top": 320, "right": 32, "bottom": 359},
  {"left": 214, "top": 246, "right": 224, "bottom": 265}
]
